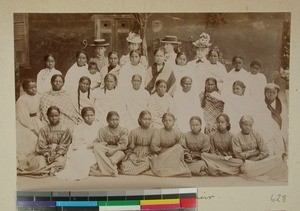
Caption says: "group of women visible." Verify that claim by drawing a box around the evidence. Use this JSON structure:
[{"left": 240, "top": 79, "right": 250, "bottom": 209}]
[{"left": 16, "top": 32, "right": 288, "bottom": 182}]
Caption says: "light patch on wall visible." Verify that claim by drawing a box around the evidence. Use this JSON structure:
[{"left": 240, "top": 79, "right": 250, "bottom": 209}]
[
  {"left": 152, "top": 20, "right": 163, "bottom": 33},
  {"left": 252, "top": 21, "right": 266, "bottom": 30}
]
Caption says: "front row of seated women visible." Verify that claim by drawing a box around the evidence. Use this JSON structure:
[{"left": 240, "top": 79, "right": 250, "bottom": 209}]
[{"left": 17, "top": 105, "right": 287, "bottom": 182}]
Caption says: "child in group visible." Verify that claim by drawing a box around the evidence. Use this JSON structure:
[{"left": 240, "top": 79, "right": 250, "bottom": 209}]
[
  {"left": 56, "top": 107, "right": 100, "bottom": 181},
  {"left": 37, "top": 54, "right": 62, "bottom": 94},
  {"left": 120, "top": 32, "right": 148, "bottom": 69},
  {"left": 16, "top": 79, "right": 44, "bottom": 163},
  {"left": 206, "top": 49, "right": 228, "bottom": 93},
  {"left": 94, "top": 73, "right": 125, "bottom": 127},
  {"left": 183, "top": 116, "right": 210, "bottom": 176},
  {"left": 147, "top": 79, "right": 176, "bottom": 128},
  {"left": 145, "top": 48, "right": 176, "bottom": 96},
  {"left": 124, "top": 74, "right": 150, "bottom": 130},
  {"left": 173, "top": 76, "right": 204, "bottom": 132},
  {"left": 150, "top": 112, "right": 191, "bottom": 177},
  {"left": 17, "top": 106, "right": 72, "bottom": 178},
  {"left": 71, "top": 76, "right": 95, "bottom": 115},
  {"left": 89, "top": 39, "right": 109, "bottom": 71},
  {"left": 118, "top": 50, "right": 147, "bottom": 92},
  {"left": 120, "top": 110, "right": 155, "bottom": 175},
  {"left": 227, "top": 56, "right": 250, "bottom": 98},
  {"left": 161, "top": 35, "right": 181, "bottom": 67},
  {"left": 201, "top": 114, "right": 243, "bottom": 176},
  {"left": 199, "top": 77, "right": 224, "bottom": 135},
  {"left": 99, "top": 51, "right": 121, "bottom": 89},
  {"left": 64, "top": 50, "right": 89, "bottom": 96},
  {"left": 232, "top": 115, "right": 287, "bottom": 181},
  {"left": 90, "top": 111, "right": 129, "bottom": 177},
  {"left": 248, "top": 60, "right": 267, "bottom": 102},
  {"left": 87, "top": 62, "right": 101, "bottom": 90}
]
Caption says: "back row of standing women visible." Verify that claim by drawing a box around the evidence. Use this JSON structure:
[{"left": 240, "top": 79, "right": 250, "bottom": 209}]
[{"left": 16, "top": 32, "right": 288, "bottom": 181}]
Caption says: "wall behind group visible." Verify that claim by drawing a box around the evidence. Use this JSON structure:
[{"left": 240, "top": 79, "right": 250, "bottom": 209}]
[{"left": 19, "top": 13, "right": 289, "bottom": 83}]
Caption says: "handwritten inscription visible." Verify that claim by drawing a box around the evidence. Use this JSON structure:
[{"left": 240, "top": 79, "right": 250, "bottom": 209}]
[
  {"left": 271, "top": 194, "right": 286, "bottom": 203},
  {"left": 198, "top": 195, "right": 215, "bottom": 200}
]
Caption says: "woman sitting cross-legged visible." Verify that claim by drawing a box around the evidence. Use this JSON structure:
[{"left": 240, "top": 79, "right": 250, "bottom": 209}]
[
  {"left": 232, "top": 115, "right": 288, "bottom": 181},
  {"left": 90, "top": 111, "right": 129, "bottom": 177},
  {"left": 17, "top": 106, "right": 72, "bottom": 178}
]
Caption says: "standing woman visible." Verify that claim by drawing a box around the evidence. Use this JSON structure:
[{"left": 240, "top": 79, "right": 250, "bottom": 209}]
[
  {"left": 17, "top": 106, "right": 72, "bottom": 178},
  {"left": 40, "top": 74, "right": 82, "bottom": 127},
  {"left": 201, "top": 114, "right": 243, "bottom": 176},
  {"left": 145, "top": 48, "right": 176, "bottom": 96},
  {"left": 232, "top": 115, "right": 287, "bottom": 181},
  {"left": 36, "top": 54, "right": 62, "bottom": 94},
  {"left": 99, "top": 51, "right": 121, "bottom": 89},
  {"left": 264, "top": 83, "right": 288, "bottom": 158},
  {"left": 16, "top": 79, "right": 44, "bottom": 163},
  {"left": 199, "top": 77, "right": 225, "bottom": 135},
  {"left": 119, "top": 110, "right": 155, "bottom": 175},
  {"left": 89, "top": 39, "right": 109, "bottom": 71},
  {"left": 147, "top": 79, "right": 176, "bottom": 128},
  {"left": 90, "top": 111, "right": 129, "bottom": 177},
  {"left": 161, "top": 35, "right": 181, "bottom": 67},
  {"left": 119, "top": 32, "right": 148, "bottom": 69},
  {"left": 150, "top": 112, "right": 191, "bottom": 177},
  {"left": 64, "top": 50, "right": 89, "bottom": 96}
]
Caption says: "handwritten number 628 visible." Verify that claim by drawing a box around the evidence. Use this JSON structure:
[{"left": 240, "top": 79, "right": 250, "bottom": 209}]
[{"left": 271, "top": 194, "right": 286, "bottom": 203}]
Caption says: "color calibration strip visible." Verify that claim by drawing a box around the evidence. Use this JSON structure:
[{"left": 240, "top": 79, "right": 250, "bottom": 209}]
[{"left": 17, "top": 188, "right": 197, "bottom": 210}]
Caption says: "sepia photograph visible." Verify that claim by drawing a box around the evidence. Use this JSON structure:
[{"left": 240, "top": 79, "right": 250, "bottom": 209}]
[{"left": 14, "top": 12, "right": 290, "bottom": 191}]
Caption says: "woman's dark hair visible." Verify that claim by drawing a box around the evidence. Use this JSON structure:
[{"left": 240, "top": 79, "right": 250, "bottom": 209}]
[
  {"left": 44, "top": 54, "right": 55, "bottom": 63},
  {"left": 232, "top": 80, "right": 246, "bottom": 95},
  {"left": 155, "top": 79, "right": 167, "bottom": 87},
  {"left": 201, "top": 77, "right": 219, "bottom": 108},
  {"left": 154, "top": 47, "right": 166, "bottom": 55},
  {"left": 76, "top": 50, "right": 88, "bottom": 60},
  {"left": 232, "top": 55, "right": 244, "bottom": 63},
  {"left": 106, "top": 111, "right": 119, "bottom": 122},
  {"left": 208, "top": 49, "right": 220, "bottom": 57},
  {"left": 138, "top": 110, "right": 152, "bottom": 126},
  {"left": 175, "top": 51, "right": 187, "bottom": 65},
  {"left": 162, "top": 112, "right": 176, "bottom": 122},
  {"left": 216, "top": 113, "right": 231, "bottom": 131},
  {"left": 108, "top": 51, "right": 120, "bottom": 59},
  {"left": 77, "top": 76, "right": 91, "bottom": 112},
  {"left": 129, "top": 50, "right": 141, "bottom": 57},
  {"left": 180, "top": 76, "right": 192, "bottom": 87},
  {"left": 104, "top": 73, "right": 117, "bottom": 94},
  {"left": 81, "top": 106, "right": 95, "bottom": 117},
  {"left": 250, "top": 60, "right": 262, "bottom": 69},
  {"left": 46, "top": 106, "right": 60, "bottom": 116},
  {"left": 189, "top": 116, "right": 202, "bottom": 125},
  {"left": 22, "top": 79, "right": 36, "bottom": 91},
  {"left": 50, "top": 74, "right": 65, "bottom": 84},
  {"left": 132, "top": 74, "right": 142, "bottom": 81}
]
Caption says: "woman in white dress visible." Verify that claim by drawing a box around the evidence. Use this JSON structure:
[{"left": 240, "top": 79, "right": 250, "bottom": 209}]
[{"left": 56, "top": 107, "right": 100, "bottom": 181}]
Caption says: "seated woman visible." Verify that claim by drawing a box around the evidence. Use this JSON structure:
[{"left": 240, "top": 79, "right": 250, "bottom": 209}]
[
  {"left": 90, "top": 111, "right": 129, "bottom": 177},
  {"left": 173, "top": 76, "right": 204, "bottom": 132},
  {"left": 124, "top": 74, "right": 150, "bottom": 130},
  {"left": 94, "top": 73, "right": 125, "bottom": 127},
  {"left": 40, "top": 74, "right": 82, "bottom": 127},
  {"left": 149, "top": 112, "right": 191, "bottom": 177},
  {"left": 199, "top": 77, "right": 225, "bottom": 135},
  {"left": 56, "top": 107, "right": 100, "bottom": 181},
  {"left": 119, "top": 110, "right": 155, "bottom": 175},
  {"left": 147, "top": 79, "right": 175, "bottom": 128},
  {"left": 183, "top": 116, "right": 210, "bottom": 176},
  {"left": 201, "top": 114, "right": 243, "bottom": 176},
  {"left": 16, "top": 79, "right": 44, "bottom": 163},
  {"left": 232, "top": 115, "right": 288, "bottom": 181},
  {"left": 17, "top": 106, "right": 72, "bottom": 178}
]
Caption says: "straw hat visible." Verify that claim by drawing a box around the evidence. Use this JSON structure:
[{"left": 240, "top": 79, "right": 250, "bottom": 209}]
[
  {"left": 193, "top": 33, "right": 212, "bottom": 48},
  {"left": 126, "top": 32, "right": 142, "bottom": 44},
  {"left": 160, "top": 35, "right": 181, "bottom": 44},
  {"left": 90, "top": 39, "right": 109, "bottom": 47}
]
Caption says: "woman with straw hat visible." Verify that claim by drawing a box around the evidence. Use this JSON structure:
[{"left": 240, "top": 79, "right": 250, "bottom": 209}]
[
  {"left": 89, "top": 39, "right": 109, "bottom": 71},
  {"left": 161, "top": 35, "right": 181, "bottom": 67}
]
